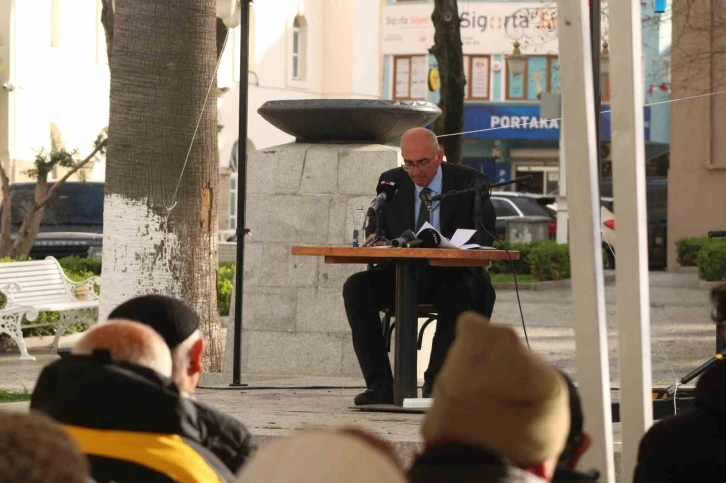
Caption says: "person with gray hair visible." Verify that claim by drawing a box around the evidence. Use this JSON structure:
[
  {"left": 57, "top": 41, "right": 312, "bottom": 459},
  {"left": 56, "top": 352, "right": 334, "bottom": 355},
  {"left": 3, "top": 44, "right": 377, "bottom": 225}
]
[
  {"left": 31, "top": 321, "right": 234, "bottom": 482},
  {"left": 0, "top": 410, "right": 90, "bottom": 483},
  {"left": 107, "top": 294, "right": 257, "bottom": 473}
]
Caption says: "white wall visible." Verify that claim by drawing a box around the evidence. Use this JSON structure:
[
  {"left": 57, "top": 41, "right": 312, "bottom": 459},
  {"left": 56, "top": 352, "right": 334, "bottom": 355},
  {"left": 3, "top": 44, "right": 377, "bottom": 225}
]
[
  {"left": 217, "top": 0, "right": 382, "bottom": 167},
  {"left": 0, "top": 0, "right": 109, "bottom": 182}
]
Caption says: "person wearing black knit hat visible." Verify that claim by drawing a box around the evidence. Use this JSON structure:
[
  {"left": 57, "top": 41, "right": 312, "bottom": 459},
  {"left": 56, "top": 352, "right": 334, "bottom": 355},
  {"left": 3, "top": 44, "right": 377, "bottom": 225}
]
[
  {"left": 109, "top": 294, "right": 204, "bottom": 394},
  {"left": 108, "top": 295, "right": 257, "bottom": 474}
]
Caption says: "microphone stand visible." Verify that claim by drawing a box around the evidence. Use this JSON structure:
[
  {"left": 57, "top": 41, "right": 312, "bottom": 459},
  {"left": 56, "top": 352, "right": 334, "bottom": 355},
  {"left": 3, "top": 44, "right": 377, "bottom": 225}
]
[
  {"left": 363, "top": 206, "right": 384, "bottom": 247},
  {"left": 427, "top": 175, "right": 535, "bottom": 246}
]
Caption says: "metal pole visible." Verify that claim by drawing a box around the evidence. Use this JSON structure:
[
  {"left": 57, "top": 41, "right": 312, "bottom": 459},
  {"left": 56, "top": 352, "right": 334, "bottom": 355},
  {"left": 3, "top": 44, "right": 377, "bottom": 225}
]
[
  {"left": 556, "top": 0, "right": 615, "bottom": 479},
  {"left": 590, "top": 0, "right": 602, "bottom": 188},
  {"left": 609, "top": 1, "right": 654, "bottom": 480},
  {"left": 231, "top": 0, "right": 251, "bottom": 387}
]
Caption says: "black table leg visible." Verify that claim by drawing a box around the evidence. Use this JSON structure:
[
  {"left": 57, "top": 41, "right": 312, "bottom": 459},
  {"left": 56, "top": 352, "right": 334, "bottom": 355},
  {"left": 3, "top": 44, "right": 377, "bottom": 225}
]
[{"left": 394, "top": 259, "right": 418, "bottom": 405}]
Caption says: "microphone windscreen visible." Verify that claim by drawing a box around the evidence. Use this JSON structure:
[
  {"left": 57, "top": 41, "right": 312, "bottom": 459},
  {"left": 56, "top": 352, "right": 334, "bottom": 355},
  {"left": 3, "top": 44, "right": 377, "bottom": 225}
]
[
  {"left": 418, "top": 228, "right": 441, "bottom": 248},
  {"left": 376, "top": 180, "right": 398, "bottom": 201}
]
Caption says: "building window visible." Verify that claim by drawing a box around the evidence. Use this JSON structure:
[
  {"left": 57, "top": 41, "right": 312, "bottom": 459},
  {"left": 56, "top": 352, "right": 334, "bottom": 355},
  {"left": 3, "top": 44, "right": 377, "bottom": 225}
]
[
  {"left": 506, "top": 56, "right": 565, "bottom": 101},
  {"left": 463, "top": 55, "right": 491, "bottom": 100},
  {"left": 393, "top": 55, "right": 427, "bottom": 100},
  {"left": 229, "top": 172, "right": 238, "bottom": 230},
  {"left": 292, "top": 16, "right": 307, "bottom": 81}
]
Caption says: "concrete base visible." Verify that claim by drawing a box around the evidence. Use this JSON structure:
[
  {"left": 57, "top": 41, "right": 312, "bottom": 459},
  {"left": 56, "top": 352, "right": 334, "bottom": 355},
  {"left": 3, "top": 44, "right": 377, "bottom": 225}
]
[{"left": 223, "top": 143, "right": 401, "bottom": 377}]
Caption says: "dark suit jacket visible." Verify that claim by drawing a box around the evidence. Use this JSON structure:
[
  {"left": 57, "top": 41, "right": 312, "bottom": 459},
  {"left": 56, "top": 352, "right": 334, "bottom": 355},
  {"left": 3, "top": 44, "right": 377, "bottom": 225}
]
[{"left": 366, "top": 162, "right": 496, "bottom": 246}]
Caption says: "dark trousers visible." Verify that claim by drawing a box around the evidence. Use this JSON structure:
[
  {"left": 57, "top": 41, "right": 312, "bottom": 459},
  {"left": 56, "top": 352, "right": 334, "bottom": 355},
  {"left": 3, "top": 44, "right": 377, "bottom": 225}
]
[{"left": 342, "top": 264, "right": 496, "bottom": 388}]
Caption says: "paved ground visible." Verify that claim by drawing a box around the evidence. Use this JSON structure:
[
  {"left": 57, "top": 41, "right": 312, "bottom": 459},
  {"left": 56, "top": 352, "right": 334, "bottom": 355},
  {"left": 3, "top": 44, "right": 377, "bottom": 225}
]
[{"left": 0, "top": 271, "right": 718, "bottom": 479}]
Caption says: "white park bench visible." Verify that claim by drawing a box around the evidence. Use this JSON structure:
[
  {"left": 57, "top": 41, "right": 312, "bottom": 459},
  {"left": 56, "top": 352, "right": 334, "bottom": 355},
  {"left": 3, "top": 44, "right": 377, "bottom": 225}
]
[{"left": 0, "top": 257, "right": 100, "bottom": 360}]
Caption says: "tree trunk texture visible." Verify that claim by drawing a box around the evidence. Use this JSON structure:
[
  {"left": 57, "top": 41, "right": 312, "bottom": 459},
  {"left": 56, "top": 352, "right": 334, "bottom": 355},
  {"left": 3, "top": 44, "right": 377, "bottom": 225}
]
[
  {"left": 102, "top": 0, "right": 223, "bottom": 371},
  {"left": 430, "top": 0, "right": 465, "bottom": 164}
]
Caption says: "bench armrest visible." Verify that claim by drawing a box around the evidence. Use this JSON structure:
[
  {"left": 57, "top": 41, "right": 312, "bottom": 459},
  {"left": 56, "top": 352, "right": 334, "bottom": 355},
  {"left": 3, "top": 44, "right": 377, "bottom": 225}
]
[
  {"left": 63, "top": 276, "right": 101, "bottom": 302},
  {"left": 0, "top": 283, "right": 21, "bottom": 308}
]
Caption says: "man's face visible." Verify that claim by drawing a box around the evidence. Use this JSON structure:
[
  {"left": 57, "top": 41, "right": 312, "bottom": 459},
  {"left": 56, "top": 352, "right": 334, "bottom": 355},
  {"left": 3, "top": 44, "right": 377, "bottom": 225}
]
[{"left": 401, "top": 137, "right": 444, "bottom": 188}]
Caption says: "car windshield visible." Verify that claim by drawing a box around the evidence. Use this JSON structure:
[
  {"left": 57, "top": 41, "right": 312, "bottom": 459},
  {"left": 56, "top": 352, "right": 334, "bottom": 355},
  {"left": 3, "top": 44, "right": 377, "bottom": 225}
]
[
  {"left": 7, "top": 183, "right": 104, "bottom": 226},
  {"left": 507, "top": 196, "right": 552, "bottom": 217}
]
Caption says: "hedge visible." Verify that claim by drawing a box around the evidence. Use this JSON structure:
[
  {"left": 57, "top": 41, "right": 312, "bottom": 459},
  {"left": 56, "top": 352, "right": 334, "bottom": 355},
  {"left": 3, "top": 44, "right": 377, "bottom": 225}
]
[
  {"left": 697, "top": 243, "right": 726, "bottom": 281},
  {"left": 675, "top": 237, "right": 725, "bottom": 267},
  {"left": 528, "top": 241, "right": 571, "bottom": 281},
  {"left": 0, "top": 257, "right": 237, "bottom": 340},
  {"left": 489, "top": 241, "right": 548, "bottom": 275}
]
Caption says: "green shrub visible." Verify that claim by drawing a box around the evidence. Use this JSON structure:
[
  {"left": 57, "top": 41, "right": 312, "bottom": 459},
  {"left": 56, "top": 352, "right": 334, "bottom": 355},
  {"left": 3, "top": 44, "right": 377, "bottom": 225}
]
[
  {"left": 489, "top": 241, "right": 548, "bottom": 275},
  {"left": 528, "top": 241, "right": 571, "bottom": 281},
  {"left": 676, "top": 237, "right": 716, "bottom": 267},
  {"left": 697, "top": 243, "right": 726, "bottom": 281},
  {"left": 58, "top": 256, "right": 102, "bottom": 276},
  {"left": 218, "top": 263, "right": 235, "bottom": 316}
]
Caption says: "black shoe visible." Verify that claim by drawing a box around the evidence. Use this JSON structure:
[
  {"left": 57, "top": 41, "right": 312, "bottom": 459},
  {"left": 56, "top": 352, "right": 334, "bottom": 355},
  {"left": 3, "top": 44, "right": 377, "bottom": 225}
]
[
  {"left": 422, "top": 381, "right": 433, "bottom": 398},
  {"left": 354, "top": 380, "right": 393, "bottom": 406}
]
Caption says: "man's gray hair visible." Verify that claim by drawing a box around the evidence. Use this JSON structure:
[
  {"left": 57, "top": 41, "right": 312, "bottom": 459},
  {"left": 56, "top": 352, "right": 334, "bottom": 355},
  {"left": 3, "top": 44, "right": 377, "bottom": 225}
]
[{"left": 73, "top": 320, "right": 173, "bottom": 377}]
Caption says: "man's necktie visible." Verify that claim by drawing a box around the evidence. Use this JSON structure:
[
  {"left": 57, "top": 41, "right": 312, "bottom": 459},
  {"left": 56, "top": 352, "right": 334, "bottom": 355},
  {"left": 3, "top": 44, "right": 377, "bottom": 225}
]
[{"left": 416, "top": 187, "right": 432, "bottom": 232}]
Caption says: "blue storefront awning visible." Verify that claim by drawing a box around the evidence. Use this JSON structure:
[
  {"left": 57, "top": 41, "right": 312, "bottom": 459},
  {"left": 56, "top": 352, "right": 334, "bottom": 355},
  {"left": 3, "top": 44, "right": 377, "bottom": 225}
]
[{"left": 462, "top": 104, "right": 651, "bottom": 142}]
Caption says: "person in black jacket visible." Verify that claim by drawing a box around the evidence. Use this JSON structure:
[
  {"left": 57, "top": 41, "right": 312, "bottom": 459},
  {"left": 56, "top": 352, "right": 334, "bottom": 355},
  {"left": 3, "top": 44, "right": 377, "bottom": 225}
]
[
  {"left": 634, "top": 359, "right": 726, "bottom": 482},
  {"left": 108, "top": 295, "right": 256, "bottom": 473},
  {"left": 343, "top": 127, "right": 497, "bottom": 405},
  {"left": 31, "top": 322, "right": 234, "bottom": 483}
]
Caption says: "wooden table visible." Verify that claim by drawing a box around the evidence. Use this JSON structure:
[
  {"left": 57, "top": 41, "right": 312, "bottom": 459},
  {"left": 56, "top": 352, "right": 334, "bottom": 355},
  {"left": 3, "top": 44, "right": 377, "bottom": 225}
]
[{"left": 291, "top": 246, "right": 519, "bottom": 406}]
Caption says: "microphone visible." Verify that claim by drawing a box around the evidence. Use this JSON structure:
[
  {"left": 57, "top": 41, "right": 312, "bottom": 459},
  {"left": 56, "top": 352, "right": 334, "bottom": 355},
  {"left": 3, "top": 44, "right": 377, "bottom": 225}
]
[
  {"left": 404, "top": 228, "right": 441, "bottom": 248},
  {"left": 369, "top": 181, "right": 398, "bottom": 213},
  {"left": 387, "top": 229, "right": 416, "bottom": 247}
]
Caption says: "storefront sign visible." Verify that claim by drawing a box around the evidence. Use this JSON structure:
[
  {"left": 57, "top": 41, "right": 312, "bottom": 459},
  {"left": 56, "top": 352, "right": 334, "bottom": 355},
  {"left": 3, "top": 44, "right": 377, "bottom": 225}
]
[
  {"left": 382, "top": 2, "right": 609, "bottom": 56},
  {"left": 463, "top": 104, "right": 651, "bottom": 141}
]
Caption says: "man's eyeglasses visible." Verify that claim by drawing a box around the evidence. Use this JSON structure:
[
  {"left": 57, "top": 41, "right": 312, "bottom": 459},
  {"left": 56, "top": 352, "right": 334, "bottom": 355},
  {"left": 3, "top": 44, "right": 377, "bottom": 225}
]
[{"left": 403, "top": 159, "right": 431, "bottom": 172}]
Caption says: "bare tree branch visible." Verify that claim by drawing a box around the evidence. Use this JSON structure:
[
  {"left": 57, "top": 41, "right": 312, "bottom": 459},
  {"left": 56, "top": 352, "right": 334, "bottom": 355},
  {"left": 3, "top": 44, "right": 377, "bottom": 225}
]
[{"left": 35, "top": 138, "right": 108, "bottom": 210}]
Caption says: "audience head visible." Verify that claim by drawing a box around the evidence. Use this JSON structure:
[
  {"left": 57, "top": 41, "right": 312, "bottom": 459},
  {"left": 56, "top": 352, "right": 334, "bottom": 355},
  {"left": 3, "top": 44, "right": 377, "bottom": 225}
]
[
  {"left": 400, "top": 127, "right": 444, "bottom": 188},
  {"left": 73, "top": 320, "right": 172, "bottom": 377},
  {"left": 421, "top": 312, "right": 569, "bottom": 481},
  {"left": 558, "top": 372, "right": 592, "bottom": 469},
  {"left": 108, "top": 295, "right": 203, "bottom": 392},
  {"left": 236, "top": 429, "right": 406, "bottom": 482},
  {"left": 0, "top": 410, "right": 89, "bottom": 483}
]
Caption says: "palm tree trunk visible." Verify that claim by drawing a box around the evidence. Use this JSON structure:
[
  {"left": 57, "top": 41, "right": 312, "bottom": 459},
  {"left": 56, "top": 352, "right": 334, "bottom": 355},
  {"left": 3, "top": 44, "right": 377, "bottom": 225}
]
[
  {"left": 430, "top": 0, "right": 465, "bottom": 164},
  {"left": 101, "top": 0, "right": 223, "bottom": 371}
]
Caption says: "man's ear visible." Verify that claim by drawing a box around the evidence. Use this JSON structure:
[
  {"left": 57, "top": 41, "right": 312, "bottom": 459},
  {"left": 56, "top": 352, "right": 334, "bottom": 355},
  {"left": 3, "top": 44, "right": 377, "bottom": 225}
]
[{"left": 188, "top": 338, "right": 204, "bottom": 375}]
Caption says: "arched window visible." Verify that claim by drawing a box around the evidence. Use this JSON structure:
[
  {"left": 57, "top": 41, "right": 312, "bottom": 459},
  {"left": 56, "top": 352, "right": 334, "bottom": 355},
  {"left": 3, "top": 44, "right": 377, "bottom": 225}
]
[{"left": 291, "top": 15, "right": 307, "bottom": 81}]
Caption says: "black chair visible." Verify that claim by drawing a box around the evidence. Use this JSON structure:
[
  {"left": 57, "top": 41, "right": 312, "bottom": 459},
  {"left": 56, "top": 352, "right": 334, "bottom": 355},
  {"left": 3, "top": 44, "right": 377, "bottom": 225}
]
[
  {"left": 381, "top": 304, "right": 439, "bottom": 353},
  {"left": 365, "top": 263, "right": 439, "bottom": 353}
]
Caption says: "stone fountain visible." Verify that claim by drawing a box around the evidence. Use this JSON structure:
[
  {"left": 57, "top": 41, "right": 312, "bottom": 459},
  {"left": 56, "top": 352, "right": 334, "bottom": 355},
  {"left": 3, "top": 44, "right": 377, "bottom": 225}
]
[{"left": 222, "top": 99, "right": 441, "bottom": 378}]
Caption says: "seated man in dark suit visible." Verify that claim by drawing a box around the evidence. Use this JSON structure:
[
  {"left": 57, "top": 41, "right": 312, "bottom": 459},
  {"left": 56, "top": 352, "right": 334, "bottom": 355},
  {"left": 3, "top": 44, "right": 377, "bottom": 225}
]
[{"left": 343, "top": 127, "right": 497, "bottom": 406}]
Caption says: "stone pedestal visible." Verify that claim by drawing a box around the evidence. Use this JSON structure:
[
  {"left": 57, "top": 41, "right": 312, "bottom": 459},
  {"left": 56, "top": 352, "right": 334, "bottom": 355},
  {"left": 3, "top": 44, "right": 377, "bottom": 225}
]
[{"left": 223, "top": 143, "right": 401, "bottom": 377}]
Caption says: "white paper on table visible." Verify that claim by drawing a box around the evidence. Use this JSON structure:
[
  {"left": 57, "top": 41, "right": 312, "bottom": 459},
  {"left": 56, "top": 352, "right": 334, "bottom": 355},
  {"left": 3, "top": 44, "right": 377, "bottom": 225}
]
[{"left": 415, "top": 222, "right": 496, "bottom": 250}]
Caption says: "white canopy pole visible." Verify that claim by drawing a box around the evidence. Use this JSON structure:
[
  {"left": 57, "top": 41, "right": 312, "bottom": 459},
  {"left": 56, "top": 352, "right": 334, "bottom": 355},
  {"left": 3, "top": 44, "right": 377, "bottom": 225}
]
[
  {"left": 555, "top": 1, "right": 615, "bottom": 480},
  {"left": 609, "top": 1, "right": 654, "bottom": 481}
]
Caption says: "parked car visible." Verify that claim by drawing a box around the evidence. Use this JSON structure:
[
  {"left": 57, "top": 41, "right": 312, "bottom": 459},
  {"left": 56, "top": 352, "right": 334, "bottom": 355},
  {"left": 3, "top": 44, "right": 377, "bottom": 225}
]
[
  {"left": 4, "top": 182, "right": 104, "bottom": 259},
  {"left": 490, "top": 191, "right": 556, "bottom": 243},
  {"left": 544, "top": 176, "right": 668, "bottom": 269}
]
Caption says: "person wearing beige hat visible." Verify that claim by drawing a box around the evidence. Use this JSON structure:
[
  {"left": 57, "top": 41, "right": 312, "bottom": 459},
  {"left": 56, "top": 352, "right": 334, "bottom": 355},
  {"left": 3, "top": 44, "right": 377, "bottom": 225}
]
[
  {"left": 409, "top": 311, "right": 570, "bottom": 483},
  {"left": 236, "top": 428, "right": 407, "bottom": 482}
]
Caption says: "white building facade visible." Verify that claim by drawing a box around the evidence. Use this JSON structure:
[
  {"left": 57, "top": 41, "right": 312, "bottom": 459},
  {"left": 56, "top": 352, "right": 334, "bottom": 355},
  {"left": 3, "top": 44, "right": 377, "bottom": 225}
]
[{"left": 216, "top": 0, "right": 383, "bottom": 229}]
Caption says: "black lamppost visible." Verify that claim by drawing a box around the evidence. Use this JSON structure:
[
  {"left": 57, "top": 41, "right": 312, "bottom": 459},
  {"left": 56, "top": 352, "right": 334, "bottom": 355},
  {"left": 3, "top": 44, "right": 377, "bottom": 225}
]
[{"left": 231, "top": 0, "right": 251, "bottom": 387}]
